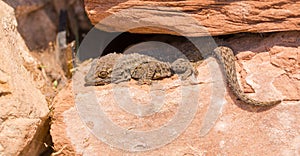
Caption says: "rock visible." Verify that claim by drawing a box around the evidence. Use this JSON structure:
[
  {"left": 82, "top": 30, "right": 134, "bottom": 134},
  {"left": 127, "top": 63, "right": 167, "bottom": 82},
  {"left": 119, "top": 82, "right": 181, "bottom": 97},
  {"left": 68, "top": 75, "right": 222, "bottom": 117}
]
[
  {"left": 0, "top": 70, "right": 10, "bottom": 95},
  {"left": 2, "top": 0, "right": 56, "bottom": 50},
  {"left": 50, "top": 31, "right": 300, "bottom": 155},
  {"left": 17, "top": 8, "right": 57, "bottom": 50},
  {"left": 3, "top": 0, "right": 48, "bottom": 16},
  {"left": 0, "top": 70, "right": 9, "bottom": 84},
  {"left": 4, "top": 0, "right": 92, "bottom": 51},
  {"left": 270, "top": 46, "right": 300, "bottom": 100},
  {"left": 3, "top": 0, "right": 57, "bottom": 50},
  {"left": 84, "top": 0, "right": 300, "bottom": 36},
  {"left": 0, "top": 1, "right": 49, "bottom": 155}
]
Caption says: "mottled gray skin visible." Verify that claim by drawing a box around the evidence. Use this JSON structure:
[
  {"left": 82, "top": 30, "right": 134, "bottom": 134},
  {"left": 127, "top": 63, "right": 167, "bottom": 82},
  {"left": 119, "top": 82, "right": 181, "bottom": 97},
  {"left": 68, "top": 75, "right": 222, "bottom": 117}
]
[
  {"left": 84, "top": 53, "right": 194, "bottom": 85},
  {"left": 84, "top": 53, "right": 121, "bottom": 86},
  {"left": 85, "top": 46, "right": 282, "bottom": 106},
  {"left": 213, "top": 46, "right": 281, "bottom": 106}
]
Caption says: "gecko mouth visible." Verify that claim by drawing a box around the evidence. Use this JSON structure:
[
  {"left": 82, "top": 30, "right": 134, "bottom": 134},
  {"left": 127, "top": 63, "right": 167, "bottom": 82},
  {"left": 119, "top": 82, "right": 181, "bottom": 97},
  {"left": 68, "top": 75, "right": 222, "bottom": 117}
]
[
  {"left": 84, "top": 81, "right": 100, "bottom": 86},
  {"left": 84, "top": 80, "right": 105, "bottom": 86},
  {"left": 84, "top": 81, "right": 107, "bottom": 86},
  {"left": 84, "top": 76, "right": 111, "bottom": 86}
]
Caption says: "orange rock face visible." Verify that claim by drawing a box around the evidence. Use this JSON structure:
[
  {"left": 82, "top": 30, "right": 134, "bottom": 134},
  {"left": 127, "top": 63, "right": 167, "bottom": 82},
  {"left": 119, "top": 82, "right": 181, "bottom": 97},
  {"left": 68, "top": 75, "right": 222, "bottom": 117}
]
[
  {"left": 0, "top": 2, "right": 49, "bottom": 155},
  {"left": 84, "top": 0, "right": 300, "bottom": 36},
  {"left": 50, "top": 32, "right": 300, "bottom": 155}
]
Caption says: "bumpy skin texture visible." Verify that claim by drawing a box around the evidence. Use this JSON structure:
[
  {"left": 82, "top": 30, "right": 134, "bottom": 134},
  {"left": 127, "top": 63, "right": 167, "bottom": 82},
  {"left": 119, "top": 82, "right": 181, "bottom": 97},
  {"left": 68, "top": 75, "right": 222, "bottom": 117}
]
[
  {"left": 131, "top": 61, "right": 172, "bottom": 84},
  {"left": 84, "top": 53, "right": 194, "bottom": 86},
  {"left": 84, "top": 53, "right": 122, "bottom": 86},
  {"left": 213, "top": 46, "right": 281, "bottom": 106},
  {"left": 85, "top": 47, "right": 281, "bottom": 106},
  {"left": 171, "top": 58, "right": 195, "bottom": 80}
]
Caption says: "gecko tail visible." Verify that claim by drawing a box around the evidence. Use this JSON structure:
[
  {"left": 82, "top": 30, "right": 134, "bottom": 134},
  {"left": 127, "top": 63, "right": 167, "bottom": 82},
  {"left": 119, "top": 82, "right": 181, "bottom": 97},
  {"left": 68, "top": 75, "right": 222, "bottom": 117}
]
[
  {"left": 214, "top": 46, "right": 282, "bottom": 106},
  {"left": 236, "top": 92, "right": 282, "bottom": 106}
]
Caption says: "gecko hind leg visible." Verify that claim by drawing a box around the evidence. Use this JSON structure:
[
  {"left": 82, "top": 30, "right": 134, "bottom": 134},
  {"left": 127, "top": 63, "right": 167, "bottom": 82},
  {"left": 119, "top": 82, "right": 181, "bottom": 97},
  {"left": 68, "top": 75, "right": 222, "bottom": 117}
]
[{"left": 171, "top": 58, "right": 194, "bottom": 80}]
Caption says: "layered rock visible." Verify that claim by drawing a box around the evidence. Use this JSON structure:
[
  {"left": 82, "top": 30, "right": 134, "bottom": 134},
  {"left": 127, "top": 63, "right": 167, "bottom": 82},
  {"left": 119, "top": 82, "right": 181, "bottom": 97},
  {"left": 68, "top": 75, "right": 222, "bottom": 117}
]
[
  {"left": 50, "top": 32, "right": 300, "bottom": 155},
  {"left": 84, "top": 0, "right": 300, "bottom": 36},
  {"left": 49, "top": 0, "right": 300, "bottom": 154}
]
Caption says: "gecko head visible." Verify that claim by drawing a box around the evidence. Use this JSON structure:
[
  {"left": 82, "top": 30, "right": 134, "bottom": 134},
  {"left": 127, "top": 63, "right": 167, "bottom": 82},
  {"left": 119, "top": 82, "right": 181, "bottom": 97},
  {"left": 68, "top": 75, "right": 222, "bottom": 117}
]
[{"left": 84, "top": 59, "right": 113, "bottom": 86}]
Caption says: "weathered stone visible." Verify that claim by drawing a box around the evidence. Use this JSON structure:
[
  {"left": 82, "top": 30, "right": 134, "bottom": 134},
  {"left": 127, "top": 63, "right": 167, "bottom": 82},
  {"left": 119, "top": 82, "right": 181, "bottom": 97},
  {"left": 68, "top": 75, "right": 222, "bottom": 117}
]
[
  {"left": 0, "top": 70, "right": 9, "bottom": 84},
  {"left": 3, "top": 0, "right": 92, "bottom": 51},
  {"left": 84, "top": 0, "right": 300, "bottom": 36},
  {"left": 3, "top": 0, "right": 48, "bottom": 16},
  {"left": 1, "top": 0, "right": 57, "bottom": 50},
  {"left": 51, "top": 32, "right": 300, "bottom": 155},
  {"left": 0, "top": 1, "right": 49, "bottom": 155},
  {"left": 17, "top": 9, "right": 57, "bottom": 50}
]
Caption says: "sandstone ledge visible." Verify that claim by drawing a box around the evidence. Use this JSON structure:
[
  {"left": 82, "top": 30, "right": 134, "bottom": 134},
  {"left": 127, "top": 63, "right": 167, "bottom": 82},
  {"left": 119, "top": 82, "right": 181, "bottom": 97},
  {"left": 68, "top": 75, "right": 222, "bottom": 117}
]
[
  {"left": 84, "top": 0, "right": 300, "bottom": 36},
  {"left": 50, "top": 31, "right": 300, "bottom": 155}
]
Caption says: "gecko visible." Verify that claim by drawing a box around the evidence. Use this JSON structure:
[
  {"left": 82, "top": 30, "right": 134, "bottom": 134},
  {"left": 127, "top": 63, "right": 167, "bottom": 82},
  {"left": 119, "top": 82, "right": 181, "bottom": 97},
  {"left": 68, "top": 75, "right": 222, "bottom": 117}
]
[{"left": 84, "top": 46, "right": 281, "bottom": 106}]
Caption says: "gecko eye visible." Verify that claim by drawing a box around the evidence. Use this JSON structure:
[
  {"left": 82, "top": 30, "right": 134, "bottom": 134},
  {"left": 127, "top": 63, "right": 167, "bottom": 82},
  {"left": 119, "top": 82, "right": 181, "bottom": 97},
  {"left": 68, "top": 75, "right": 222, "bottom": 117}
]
[{"left": 98, "top": 71, "right": 108, "bottom": 78}]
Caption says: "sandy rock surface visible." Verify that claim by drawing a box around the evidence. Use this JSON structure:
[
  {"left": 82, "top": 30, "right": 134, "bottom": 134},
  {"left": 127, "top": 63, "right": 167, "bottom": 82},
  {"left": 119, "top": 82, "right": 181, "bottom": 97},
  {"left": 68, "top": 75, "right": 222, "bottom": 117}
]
[
  {"left": 0, "top": 1, "right": 49, "bottom": 155},
  {"left": 50, "top": 32, "right": 300, "bottom": 155},
  {"left": 84, "top": 0, "right": 300, "bottom": 36}
]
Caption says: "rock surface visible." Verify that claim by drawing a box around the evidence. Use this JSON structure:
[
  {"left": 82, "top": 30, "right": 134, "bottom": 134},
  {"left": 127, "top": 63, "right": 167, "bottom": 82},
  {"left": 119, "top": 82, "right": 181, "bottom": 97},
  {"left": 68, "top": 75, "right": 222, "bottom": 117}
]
[
  {"left": 3, "top": 0, "right": 57, "bottom": 50},
  {"left": 4, "top": 0, "right": 92, "bottom": 51},
  {"left": 50, "top": 32, "right": 300, "bottom": 155},
  {"left": 3, "top": 0, "right": 48, "bottom": 16},
  {"left": 84, "top": 0, "right": 300, "bottom": 36},
  {"left": 0, "top": 1, "right": 49, "bottom": 155}
]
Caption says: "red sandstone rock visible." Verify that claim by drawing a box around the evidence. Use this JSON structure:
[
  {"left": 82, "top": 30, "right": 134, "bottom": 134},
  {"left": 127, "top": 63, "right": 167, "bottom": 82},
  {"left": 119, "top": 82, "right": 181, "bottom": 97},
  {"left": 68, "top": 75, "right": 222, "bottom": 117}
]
[
  {"left": 84, "top": 0, "right": 300, "bottom": 36},
  {"left": 50, "top": 32, "right": 300, "bottom": 155}
]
